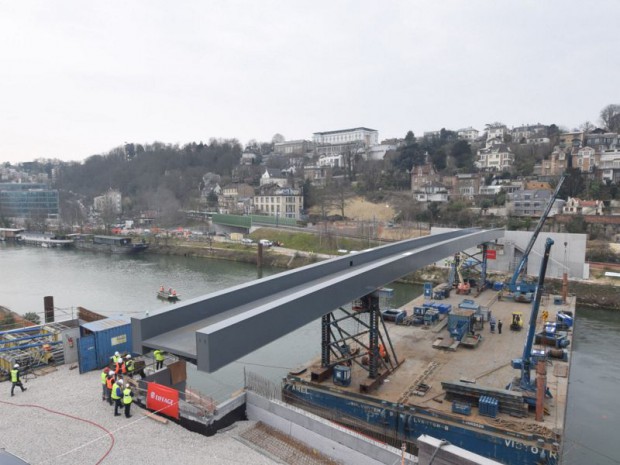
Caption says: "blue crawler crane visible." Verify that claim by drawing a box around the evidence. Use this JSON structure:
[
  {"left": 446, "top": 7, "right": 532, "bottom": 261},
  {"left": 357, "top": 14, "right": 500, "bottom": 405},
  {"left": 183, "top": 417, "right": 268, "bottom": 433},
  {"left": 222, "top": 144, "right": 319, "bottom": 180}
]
[
  {"left": 509, "top": 237, "right": 555, "bottom": 401},
  {"left": 508, "top": 175, "right": 566, "bottom": 303}
]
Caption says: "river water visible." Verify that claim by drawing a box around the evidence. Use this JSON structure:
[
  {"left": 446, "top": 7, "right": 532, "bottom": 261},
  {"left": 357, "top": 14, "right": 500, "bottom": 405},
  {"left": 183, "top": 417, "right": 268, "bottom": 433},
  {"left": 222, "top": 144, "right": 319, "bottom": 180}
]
[{"left": 1, "top": 244, "right": 618, "bottom": 464}]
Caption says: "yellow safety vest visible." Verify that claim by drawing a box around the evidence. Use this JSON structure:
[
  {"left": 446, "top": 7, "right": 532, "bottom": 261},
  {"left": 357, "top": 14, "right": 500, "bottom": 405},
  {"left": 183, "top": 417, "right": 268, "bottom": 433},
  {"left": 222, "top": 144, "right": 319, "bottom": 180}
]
[
  {"left": 101, "top": 371, "right": 108, "bottom": 384},
  {"left": 10, "top": 369, "right": 18, "bottom": 383},
  {"left": 111, "top": 383, "right": 121, "bottom": 400},
  {"left": 126, "top": 360, "right": 134, "bottom": 372},
  {"left": 154, "top": 350, "right": 164, "bottom": 362},
  {"left": 123, "top": 388, "right": 133, "bottom": 405}
]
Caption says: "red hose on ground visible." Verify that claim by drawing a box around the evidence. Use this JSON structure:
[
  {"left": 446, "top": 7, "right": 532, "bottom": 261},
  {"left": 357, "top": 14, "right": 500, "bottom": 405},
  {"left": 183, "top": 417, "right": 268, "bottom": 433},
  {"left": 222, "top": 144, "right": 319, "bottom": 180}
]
[{"left": 0, "top": 399, "right": 115, "bottom": 464}]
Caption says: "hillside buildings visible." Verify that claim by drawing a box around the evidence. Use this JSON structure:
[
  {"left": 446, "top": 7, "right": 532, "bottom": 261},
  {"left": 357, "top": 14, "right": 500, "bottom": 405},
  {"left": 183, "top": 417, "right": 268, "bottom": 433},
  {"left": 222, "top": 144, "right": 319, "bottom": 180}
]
[{"left": 93, "top": 189, "right": 122, "bottom": 214}]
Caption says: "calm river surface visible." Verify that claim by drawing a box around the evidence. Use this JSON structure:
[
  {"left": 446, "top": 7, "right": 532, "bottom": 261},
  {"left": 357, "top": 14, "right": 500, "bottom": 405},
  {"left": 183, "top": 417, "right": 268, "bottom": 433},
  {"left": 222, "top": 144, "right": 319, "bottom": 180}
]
[{"left": 1, "top": 244, "right": 618, "bottom": 464}]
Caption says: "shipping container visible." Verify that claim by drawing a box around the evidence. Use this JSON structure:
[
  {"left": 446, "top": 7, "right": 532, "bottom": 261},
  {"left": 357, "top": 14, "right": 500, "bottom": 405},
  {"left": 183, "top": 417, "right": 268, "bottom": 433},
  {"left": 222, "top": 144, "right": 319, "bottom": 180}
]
[{"left": 78, "top": 316, "right": 132, "bottom": 373}]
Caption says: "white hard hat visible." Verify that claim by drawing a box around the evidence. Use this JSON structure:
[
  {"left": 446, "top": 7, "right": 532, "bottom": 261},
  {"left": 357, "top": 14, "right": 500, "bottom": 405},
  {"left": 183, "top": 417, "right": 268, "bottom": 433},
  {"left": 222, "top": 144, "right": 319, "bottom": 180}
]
[
  {"left": 114, "top": 351, "right": 120, "bottom": 356},
  {"left": 118, "top": 379, "right": 124, "bottom": 384},
  {"left": 14, "top": 363, "right": 19, "bottom": 368},
  {"left": 125, "top": 354, "right": 131, "bottom": 359}
]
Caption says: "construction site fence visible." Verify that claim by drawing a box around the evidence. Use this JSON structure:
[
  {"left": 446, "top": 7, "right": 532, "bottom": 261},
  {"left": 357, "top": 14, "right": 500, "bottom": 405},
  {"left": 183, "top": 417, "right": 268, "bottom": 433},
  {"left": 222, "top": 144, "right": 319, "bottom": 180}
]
[
  {"left": 243, "top": 370, "right": 417, "bottom": 455},
  {"left": 244, "top": 369, "right": 282, "bottom": 401}
]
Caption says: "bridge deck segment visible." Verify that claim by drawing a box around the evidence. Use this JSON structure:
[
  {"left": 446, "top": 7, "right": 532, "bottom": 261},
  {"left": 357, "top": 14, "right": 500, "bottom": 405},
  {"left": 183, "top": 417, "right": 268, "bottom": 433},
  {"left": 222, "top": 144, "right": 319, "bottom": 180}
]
[{"left": 132, "top": 228, "right": 503, "bottom": 372}]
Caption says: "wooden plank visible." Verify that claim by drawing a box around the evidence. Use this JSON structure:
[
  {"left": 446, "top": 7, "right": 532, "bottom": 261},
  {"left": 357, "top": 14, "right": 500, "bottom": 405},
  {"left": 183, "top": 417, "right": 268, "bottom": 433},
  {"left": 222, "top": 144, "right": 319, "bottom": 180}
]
[{"left": 142, "top": 411, "right": 169, "bottom": 424}]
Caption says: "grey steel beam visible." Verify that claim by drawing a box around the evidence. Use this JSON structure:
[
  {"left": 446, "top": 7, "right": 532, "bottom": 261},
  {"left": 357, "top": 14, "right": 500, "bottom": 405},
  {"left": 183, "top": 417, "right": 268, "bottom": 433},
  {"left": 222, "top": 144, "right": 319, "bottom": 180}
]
[{"left": 132, "top": 228, "right": 503, "bottom": 372}]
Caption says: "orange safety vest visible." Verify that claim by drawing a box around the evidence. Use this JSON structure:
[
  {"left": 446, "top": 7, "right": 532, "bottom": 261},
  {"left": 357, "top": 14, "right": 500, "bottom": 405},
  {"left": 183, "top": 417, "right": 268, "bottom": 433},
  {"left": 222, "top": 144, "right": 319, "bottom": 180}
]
[
  {"left": 121, "top": 361, "right": 127, "bottom": 374},
  {"left": 106, "top": 376, "right": 114, "bottom": 389},
  {"left": 379, "top": 344, "right": 387, "bottom": 358}
]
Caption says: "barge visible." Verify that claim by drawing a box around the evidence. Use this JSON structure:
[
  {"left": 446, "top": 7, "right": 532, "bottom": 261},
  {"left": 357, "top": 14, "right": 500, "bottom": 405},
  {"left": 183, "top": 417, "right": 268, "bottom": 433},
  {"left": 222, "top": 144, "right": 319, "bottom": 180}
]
[
  {"left": 283, "top": 286, "right": 574, "bottom": 465},
  {"left": 72, "top": 234, "right": 148, "bottom": 254},
  {"left": 17, "top": 233, "right": 75, "bottom": 248}
]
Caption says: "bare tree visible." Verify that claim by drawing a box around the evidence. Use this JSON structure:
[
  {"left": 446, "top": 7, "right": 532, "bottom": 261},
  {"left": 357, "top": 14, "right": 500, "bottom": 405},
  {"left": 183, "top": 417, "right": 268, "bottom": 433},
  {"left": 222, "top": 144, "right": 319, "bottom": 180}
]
[
  {"left": 580, "top": 121, "right": 595, "bottom": 133},
  {"left": 599, "top": 104, "right": 620, "bottom": 132},
  {"left": 272, "top": 133, "right": 285, "bottom": 144},
  {"left": 99, "top": 197, "right": 118, "bottom": 234}
]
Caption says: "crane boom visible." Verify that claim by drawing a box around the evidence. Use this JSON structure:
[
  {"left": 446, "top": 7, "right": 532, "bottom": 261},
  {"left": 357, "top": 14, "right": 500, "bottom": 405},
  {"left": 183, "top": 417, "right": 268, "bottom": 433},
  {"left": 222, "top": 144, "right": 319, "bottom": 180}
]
[
  {"left": 509, "top": 174, "right": 566, "bottom": 292},
  {"left": 520, "top": 237, "right": 554, "bottom": 388}
]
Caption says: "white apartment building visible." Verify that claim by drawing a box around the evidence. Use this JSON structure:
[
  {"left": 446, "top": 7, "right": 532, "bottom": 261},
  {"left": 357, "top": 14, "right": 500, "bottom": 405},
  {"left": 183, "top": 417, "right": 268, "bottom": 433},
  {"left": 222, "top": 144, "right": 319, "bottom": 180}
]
[
  {"left": 313, "top": 127, "right": 379, "bottom": 147},
  {"left": 253, "top": 187, "right": 304, "bottom": 220},
  {"left": 486, "top": 124, "right": 507, "bottom": 145},
  {"left": 318, "top": 154, "right": 343, "bottom": 168},
  {"left": 599, "top": 149, "right": 620, "bottom": 183},
  {"left": 94, "top": 189, "right": 122, "bottom": 214},
  {"left": 475, "top": 145, "right": 514, "bottom": 172},
  {"left": 457, "top": 127, "right": 479, "bottom": 141}
]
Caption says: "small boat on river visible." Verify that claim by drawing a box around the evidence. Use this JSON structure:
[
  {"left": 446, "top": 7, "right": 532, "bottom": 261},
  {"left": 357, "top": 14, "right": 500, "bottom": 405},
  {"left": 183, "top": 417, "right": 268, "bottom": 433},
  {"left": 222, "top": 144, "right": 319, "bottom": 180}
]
[{"left": 157, "top": 289, "right": 180, "bottom": 301}]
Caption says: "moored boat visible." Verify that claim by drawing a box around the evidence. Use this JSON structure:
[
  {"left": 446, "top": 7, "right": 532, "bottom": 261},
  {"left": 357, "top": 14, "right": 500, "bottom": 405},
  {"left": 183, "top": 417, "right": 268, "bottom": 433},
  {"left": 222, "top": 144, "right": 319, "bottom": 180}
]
[
  {"left": 72, "top": 234, "right": 148, "bottom": 254},
  {"left": 17, "top": 233, "right": 75, "bottom": 248}
]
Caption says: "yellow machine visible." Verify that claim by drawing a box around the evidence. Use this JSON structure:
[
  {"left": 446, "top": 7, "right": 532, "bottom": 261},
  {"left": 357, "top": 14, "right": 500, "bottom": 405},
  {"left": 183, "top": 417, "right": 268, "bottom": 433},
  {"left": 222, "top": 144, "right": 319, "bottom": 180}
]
[{"left": 510, "top": 311, "right": 524, "bottom": 331}]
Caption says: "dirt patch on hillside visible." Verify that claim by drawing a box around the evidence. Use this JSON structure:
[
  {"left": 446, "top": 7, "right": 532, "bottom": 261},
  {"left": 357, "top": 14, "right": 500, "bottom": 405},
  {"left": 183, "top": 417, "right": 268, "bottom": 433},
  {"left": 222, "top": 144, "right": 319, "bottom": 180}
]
[{"left": 313, "top": 196, "right": 396, "bottom": 222}]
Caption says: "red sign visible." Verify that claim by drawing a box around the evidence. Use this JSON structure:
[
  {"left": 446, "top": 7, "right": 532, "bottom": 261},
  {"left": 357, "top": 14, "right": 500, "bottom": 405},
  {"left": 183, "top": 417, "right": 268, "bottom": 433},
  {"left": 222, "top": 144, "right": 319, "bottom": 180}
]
[
  {"left": 146, "top": 382, "right": 179, "bottom": 419},
  {"left": 486, "top": 250, "right": 497, "bottom": 260}
]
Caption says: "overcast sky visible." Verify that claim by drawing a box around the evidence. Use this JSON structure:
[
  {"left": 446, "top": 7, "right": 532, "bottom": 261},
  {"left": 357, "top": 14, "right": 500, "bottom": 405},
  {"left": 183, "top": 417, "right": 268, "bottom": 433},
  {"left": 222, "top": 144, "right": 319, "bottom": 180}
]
[{"left": 1, "top": 1, "right": 619, "bottom": 164}]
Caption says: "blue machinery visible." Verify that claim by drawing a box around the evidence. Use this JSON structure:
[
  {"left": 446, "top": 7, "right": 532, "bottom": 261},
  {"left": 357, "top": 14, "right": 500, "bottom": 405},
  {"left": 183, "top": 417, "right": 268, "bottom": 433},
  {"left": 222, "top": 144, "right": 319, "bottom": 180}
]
[
  {"left": 511, "top": 237, "right": 554, "bottom": 393},
  {"left": 132, "top": 228, "right": 504, "bottom": 373},
  {"left": 508, "top": 175, "right": 566, "bottom": 301}
]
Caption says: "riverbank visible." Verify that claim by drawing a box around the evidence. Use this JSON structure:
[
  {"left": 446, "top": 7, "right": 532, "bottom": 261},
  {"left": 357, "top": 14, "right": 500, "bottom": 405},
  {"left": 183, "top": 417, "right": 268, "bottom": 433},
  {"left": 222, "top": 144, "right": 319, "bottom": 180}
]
[
  {"left": 149, "top": 241, "right": 328, "bottom": 269},
  {"left": 148, "top": 240, "right": 620, "bottom": 311}
]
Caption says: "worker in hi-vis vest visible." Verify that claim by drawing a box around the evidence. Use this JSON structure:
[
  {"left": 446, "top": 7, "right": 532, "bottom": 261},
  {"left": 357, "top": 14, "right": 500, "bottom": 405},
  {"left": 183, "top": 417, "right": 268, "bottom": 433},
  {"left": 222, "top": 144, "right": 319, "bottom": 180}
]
[
  {"left": 125, "top": 354, "right": 135, "bottom": 377},
  {"left": 154, "top": 349, "right": 165, "bottom": 370},
  {"left": 100, "top": 367, "right": 109, "bottom": 401},
  {"left": 111, "top": 379, "right": 123, "bottom": 416},
  {"left": 106, "top": 372, "right": 115, "bottom": 405},
  {"left": 122, "top": 384, "right": 134, "bottom": 418},
  {"left": 10, "top": 364, "right": 27, "bottom": 397}
]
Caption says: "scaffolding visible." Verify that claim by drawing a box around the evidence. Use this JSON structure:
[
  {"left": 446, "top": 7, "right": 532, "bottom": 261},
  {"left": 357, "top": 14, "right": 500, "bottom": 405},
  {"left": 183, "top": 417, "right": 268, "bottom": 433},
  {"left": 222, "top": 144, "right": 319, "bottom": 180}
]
[
  {"left": 320, "top": 288, "right": 401, "bottom": 392},
  {"left": 0, "top": 322, "right": 74, "bottom": 378}
]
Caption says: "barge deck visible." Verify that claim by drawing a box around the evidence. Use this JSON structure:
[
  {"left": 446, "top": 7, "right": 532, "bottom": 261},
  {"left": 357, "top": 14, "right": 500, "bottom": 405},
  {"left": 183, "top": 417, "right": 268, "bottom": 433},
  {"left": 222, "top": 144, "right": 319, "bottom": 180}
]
[{"left": 284, "top": 288, "right": 575, "bottom": 465}]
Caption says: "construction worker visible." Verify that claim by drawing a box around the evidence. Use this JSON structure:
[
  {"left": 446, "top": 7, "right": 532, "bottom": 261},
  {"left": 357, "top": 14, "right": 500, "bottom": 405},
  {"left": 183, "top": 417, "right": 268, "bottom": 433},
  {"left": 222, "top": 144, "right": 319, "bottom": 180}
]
[
  {"left": 106, "top": 372, "right": 115, "bottom": 405},
  {"left": 378, "top": 343, "right": 387, "bottom": 361},
  {"left": 122, "top": 383, "right": 134, "bottom": 418},
  {"left": 154, "top": 349, "right": 165, "bottom": 370},
  {"left": 111, "top": 379, "right": 123, "bottom": 416},
  {"left": 125, "top": 354, "right": 134, "bottom": 378},
  {"left": 498, "top": 319, "right": 503, "bottom": 334},
  {"left": 101, "top": 367, "right": 109, "bottom": 401},
  {"left": 10, "top": 364, "right": 27, "bottom": 397}
]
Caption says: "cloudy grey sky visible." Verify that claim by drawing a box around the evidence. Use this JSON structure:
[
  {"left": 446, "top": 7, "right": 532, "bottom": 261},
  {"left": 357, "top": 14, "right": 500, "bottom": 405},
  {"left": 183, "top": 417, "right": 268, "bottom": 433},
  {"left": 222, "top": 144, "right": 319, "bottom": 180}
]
[{"left": 1, "top": 1, "right": 618, "bottom": 164}]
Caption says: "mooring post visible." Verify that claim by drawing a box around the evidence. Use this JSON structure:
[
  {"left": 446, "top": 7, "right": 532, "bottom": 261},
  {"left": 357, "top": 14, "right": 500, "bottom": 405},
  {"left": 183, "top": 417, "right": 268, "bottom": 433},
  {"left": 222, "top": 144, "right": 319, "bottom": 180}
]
[
  {"left": 257, "top": 242, "right": 263, "bottom": 269},
  {"left": 44, "top": 296, "right": 54, "bottom": 323}
]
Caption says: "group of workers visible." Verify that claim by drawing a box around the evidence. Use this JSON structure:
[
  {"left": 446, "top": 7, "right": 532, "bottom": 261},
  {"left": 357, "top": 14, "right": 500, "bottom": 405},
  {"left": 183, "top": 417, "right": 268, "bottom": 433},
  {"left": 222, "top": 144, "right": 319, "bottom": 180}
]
[
  {"left": 100, "top": 349, "right": 166, "bottom": 418},
  {"left": 489, "top": 317, "right": 503, "bottom": 334},
  {"left": 101, "top": 351, "right": 135, "bottom": 418}
]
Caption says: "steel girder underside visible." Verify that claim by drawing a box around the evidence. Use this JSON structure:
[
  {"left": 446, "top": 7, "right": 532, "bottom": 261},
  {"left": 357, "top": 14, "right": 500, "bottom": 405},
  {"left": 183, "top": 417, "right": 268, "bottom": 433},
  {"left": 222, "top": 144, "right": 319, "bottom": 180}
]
[{"left": 132, "top": 228, "right": 504, "bottom": 372}]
